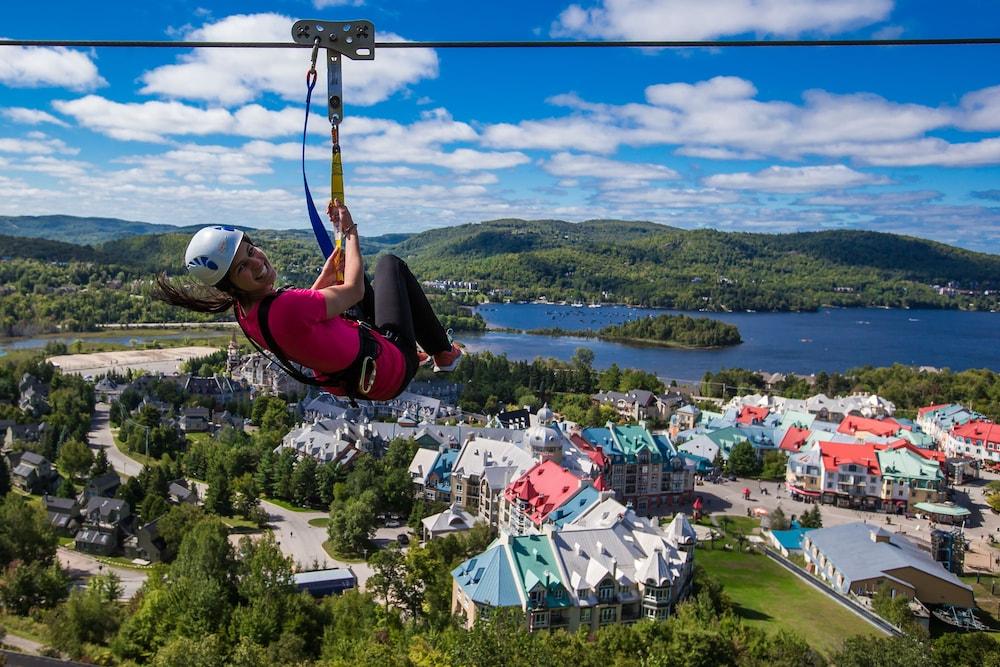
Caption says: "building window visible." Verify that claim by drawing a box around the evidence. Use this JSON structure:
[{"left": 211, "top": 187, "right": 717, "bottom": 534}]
[
  {"left": 600, "top": 607, "right": 617, "bottom": 624},
  {"left": 599, "top": 582, "right": 615, "bottom": 602},
  {"left": 580, "top": 607, "right": 592, "bottom": 623},
  {"left": 531, "top": 611, "right": 549, "bottom": 628},
  {"left": 530, "top": 589, "right": 545, "bottom": 607}
]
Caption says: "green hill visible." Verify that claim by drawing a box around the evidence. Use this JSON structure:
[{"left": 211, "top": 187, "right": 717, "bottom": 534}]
[
  {"left": 0, "top": 215, "right": 177, "bottom": 245},
  {"left": 387, "top": 219, "right": 1000, "bottom": 311}
]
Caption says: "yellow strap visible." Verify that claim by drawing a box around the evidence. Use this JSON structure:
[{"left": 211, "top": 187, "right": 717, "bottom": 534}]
[{"left": 331, "top": 130, "right": 345, "bottom": 282}]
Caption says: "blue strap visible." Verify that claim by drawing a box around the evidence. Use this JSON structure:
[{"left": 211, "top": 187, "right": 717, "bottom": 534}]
[{"left": 302, "top": 71, "right": 334, "bottom": 258}]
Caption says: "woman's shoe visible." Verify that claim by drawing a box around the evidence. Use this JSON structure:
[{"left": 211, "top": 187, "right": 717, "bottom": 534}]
[
  {"left": 416, "top": 349, "right": 433, "bottom": 366},
  {"left": 432, "top": 343, "right": 463, "bottom": 373}
]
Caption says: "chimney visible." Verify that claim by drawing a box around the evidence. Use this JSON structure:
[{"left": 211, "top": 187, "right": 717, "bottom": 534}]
[{"left": 596, "top": 540, "right": 604, "bottom": 555}]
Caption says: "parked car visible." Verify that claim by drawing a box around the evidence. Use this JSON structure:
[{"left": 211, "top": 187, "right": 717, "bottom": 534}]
[
  {"left": 396, "top": 533, "right": 410, "bottom": 546},
  {"left": 385, "top": 519, "right": 401, "bottom": 528}
]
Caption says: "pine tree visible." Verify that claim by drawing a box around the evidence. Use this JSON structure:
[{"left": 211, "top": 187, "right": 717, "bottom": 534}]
[
  {"left": 204, "top": 463, "right": 232, "bottom": 517},
  {"left": 90, "top": 448, "right": 111, "bottom": 477},
  {"left": 0, "top": 456, "right": 10, "bottom": 497}
]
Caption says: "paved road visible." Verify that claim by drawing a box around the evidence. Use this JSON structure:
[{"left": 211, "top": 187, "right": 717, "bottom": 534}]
[
  {"left": 56, "top": 547, "right": 147, "bottom": 600},
  {"left": 89, "top": 401, "right": 397, "bottom": 588},
  {"left": 88, "top": 402, "right": 143, "bottom": 478},
  {"left": 689, "top": 472, "right": 1000, "bottom": 550}
]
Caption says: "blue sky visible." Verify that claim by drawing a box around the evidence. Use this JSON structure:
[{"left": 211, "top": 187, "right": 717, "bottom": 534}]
[{"left": 0, "top": 1, "right": 998, "bottom": 252}]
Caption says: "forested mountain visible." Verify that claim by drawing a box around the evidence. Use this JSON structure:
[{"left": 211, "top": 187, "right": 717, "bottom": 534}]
[
  {"left": 0, "top": 215, "right": 177, "bottom": 245},
  {"left": 0, "top": 215, "right": 997, "bottom": 336},
  {"left": 390, "top": 219, "right": 1000, "bottom": 311}
]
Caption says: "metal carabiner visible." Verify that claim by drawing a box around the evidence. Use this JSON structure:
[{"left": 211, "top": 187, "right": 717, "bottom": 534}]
[
  {"left": 308, "top": 36, "right": 321, "bottom": 75},
  {"left": 358, "top": 356, "right": 377, "bottom": 394}
]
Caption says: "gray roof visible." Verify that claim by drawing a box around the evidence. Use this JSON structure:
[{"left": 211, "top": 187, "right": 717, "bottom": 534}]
[
  {"left": 806, "top": 522, "right": 972, "bottom": 592},
  {"left": 43, "top": 495, "right": 78, "bottom": 512},
  {"left": 20, "top": 451, "right": 47, "bottom": 465}
]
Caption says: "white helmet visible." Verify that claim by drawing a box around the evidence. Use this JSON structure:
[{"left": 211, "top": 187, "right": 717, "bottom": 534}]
[{"left": 184, "top": 226, "right": 245, "bottom": 286}]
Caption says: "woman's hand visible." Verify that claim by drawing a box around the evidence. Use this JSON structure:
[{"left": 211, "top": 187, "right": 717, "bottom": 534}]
[{"left": 330, "top": 198, "right": 356, "bottom": 236}]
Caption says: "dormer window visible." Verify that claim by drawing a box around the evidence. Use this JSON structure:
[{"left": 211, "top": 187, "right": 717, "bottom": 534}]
[{"left": 599, "top": 581, "right": 615, "bottom": 602}]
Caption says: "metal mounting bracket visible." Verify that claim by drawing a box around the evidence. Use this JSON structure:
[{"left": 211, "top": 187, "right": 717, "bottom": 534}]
[{"left": 291, "top": 20, "right": 375, "bottom": 60}]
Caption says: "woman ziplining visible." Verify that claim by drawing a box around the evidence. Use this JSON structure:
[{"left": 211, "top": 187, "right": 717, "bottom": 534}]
[{"left": 152, "top": 199, "right": 463, "bottom": 402}]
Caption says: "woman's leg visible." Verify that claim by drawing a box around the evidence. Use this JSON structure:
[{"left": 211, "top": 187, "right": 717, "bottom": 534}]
[{"left": 373, "top": 254, "right": 451, "bottom": 355}]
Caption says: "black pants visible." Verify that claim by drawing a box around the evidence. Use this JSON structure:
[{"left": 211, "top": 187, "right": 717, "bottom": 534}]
[{"left": 355, "top": 254, "right": 451, "bottom": 374}]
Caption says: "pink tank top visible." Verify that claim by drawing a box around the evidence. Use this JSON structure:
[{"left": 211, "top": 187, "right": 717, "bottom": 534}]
[{"left": 237, "top": 288, "right": 407, "bottom": 401}]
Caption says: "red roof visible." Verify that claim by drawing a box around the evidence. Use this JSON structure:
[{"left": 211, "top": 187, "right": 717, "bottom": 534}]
[
  {"left": 503, "top": 460, "right": 584, "bottom": 526},
  {"left": 779, "top": 427, "right": 811, "bottom": 453},
  {"left": 918, "top": 403, "right": 951, "bottom": 416},
  {"left": 569, "top": 433, "right": 609, "bottom": 469},
  {"left": 737, "top": 406, "right": 771, "bottom": 425},
  {"left": 883, "top": 439, "right": 947, "bottom": 465},
  {"left": 837, "top": 415, "right": 901, "bottom": 439},
  {"left": 952, "top": 421, "right": 1000, "bottom": 447},
  {"left": 818, "top": 441, "right": 881, "bottom": 476}
]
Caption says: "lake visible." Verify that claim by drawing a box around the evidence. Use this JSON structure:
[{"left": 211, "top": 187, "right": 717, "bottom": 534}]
[{"left": 462, "top": 304, "right": 1000, "bottom": 382}]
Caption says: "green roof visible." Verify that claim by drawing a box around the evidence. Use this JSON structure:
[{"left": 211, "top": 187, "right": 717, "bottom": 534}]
[
  {"left": 706, "top": 426, "right": 749, "bottom": 454},
  {"left": 876, "top": 448, "right": 941, "bottom": 481},
  {"left": 509, "top": 534, "right": 572, "bottom": 608},
  {"left": 611, "top": 423, "right": 662, "bottom": 462},
  {"left": 913, "top": 502, "right": 971, "bottom": 517},
  {"left": 780, "top": 410, "right": 816, "bottom": 429}
]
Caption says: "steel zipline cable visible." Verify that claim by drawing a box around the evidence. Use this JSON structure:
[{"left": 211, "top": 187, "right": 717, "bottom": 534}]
[{"left": 0, "top": 37, "right": 999, "bottom": 49}]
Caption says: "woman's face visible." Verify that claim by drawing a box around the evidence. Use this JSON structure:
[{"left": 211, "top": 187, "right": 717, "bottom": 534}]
[{"left": 227, "top": 239, "right": 276, "bottom": 295}]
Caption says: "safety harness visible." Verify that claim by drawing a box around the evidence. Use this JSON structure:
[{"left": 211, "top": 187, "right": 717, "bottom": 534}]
[{"left": 235, "top": 289, "right": 380, "bottom": 404}]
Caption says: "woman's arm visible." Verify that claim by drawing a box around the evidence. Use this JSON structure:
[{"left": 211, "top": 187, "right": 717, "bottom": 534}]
[
  {"left": 311, "top": 248, "right": 343, "bottom": 290},
  {"left": 318, "top": 200, "right": 365, "bottom": 319}
]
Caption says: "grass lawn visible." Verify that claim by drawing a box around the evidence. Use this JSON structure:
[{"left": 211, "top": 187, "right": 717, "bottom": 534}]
[
  {"left": 221, "top": 516, "right": 262, "bottom": 534},
  {"left": 308, "top": 517, "right": 330, "bottom": 528},
  {"left": 263, "top": 497, "right": 318, "bottom": 513},
  {"left": 0, "top": 612, "right": 50, "bottom": 645},
  {"left": 697, "top": 547, "right": 881, "bottom": 656},
  {"left": 960, "top": 573, "right": 1000, "bottom": 629},
  {"left": 321, "top": 540, "right": 366, "bottom": 564}
]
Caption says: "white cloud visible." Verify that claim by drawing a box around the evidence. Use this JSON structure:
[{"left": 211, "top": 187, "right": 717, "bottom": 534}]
[
  {"left": 117, "top": 144, "right": 274, "bottom": 182},
  {"left": 956, "top": 85, "right": 1000, "bottom": 131},
  {"left": 812, "top": 137, "right": 1000, "bottom": 167},
  {"left": 314, "top": 0, "right": 365, "bottom": 6},
  {"left": 480, "top": 75, "right": 1000, "bottom": 167},
  {"left": 139, "top": 14, "right": 437, "bottom": 107},
  {"left": 551, "top": 0, "right": 894, "bottom": 40},
  {"left": 0, "top": 42, "right": 105, "bottom": 90},
  {"left": 353, "top": 165, "right": 436, "bottom": 182},
  {"left": 543, "top": 152, "right": 680, "bottom": 184},
  {"left": 2, "top": 108, "right": 69, "bottom": 127},
  {"left": 705, "top": 164, "right": 887, "bottom": 192},
  {"left": 0, "top": 134, "right": 77, "bottom": 155},
  {"left": 799, "top": 190, "right": 941, "bottom": 206},
  {"left": 51, "top": 95, "right": 325, "bottom": 143},
  {"left": 601, "top": 187, "right": 740, "bottom": 207}
]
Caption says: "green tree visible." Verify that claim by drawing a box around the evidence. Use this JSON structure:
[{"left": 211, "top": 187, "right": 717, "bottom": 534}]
[
  {"left": 57, "top": 439, "right": 93, "bottom": 480},
  {"left": 291, "top": 456, "right": 318, "bottom": 507},
  {"left": 769, "top": 507, "right": 790, "bottom": 531},
  {"left": 987, "top": 493, "right": 1000, "bottom": 514},
  {"left": 760, "top": 450, "right": 788, "bottom": 481},
  {"left": 0, "top": 560, "right": 69, "bottom": 615},
  {"left": 232, "top": 473, "right": 260, "bottom": 518},
  {"left": 0, "top": 455, "right": 9, "bottom": 497},
  {"left": 205, "top": 462, "right": 233, "bottom": 517},
  {"left": 0, "top": 494, "right": 58, "bottom": 566},
  {"left": 799, "top": 505, "right": 824, "bottom": 529},
  {"left": 327, "top": 490, "right": 377, "bottom": 557},
  {"left": 46, "top": 573, "right": 124, "bottom": 658},
  {"left": 727, "top": 440, "right": 761, "bottom": 477},
  {"left": 90, "top": 447, "right": 111, "bottom": 476}
]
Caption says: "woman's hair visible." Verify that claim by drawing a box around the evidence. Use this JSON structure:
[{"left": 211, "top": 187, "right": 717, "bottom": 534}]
[
  {"left": 151, "top": 234, "right": 255, "bottom": 314},
  {"left": 152, "top": 273, "right": 237, "bottom": 314}
]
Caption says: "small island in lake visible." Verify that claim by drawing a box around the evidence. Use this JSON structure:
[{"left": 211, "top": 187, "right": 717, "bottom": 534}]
[{"left": 526, "top": 314, "right": 742, "bottom": 349}]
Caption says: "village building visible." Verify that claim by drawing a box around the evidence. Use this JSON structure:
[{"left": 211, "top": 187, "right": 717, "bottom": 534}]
[
  {"left": 944, "top": 421, "right": 1000, "bottom": 465},
  {"left": 421, "top": 503, "right": 478, "bottom": 540},
  {"left": 916, "top": 404, "right": 984, "bottom": 447},
  {"left": 803, "top": 523, "right": 974, "bottom": 608},
  {"left": 451, "top": 512, "right": 697, "bottom": 631},
  {"left": 580, "top": 423, "right": 694, "bottom": 515},
  {"left": 10, "top": 451, "right": 57, "bottom": 494}
]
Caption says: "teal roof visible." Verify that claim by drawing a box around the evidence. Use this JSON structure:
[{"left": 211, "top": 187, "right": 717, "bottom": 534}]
[
  {"left": 706, "top": 426, "right": 749, "bottom": 454},
  {"left": 780, "top": 410, "right": 816, "bottom": 429},
  {"left": 770, "top": 523, "right": 815, "bottom": 552},
  {"left": 612, "top": 424, "right": 664, "bottom": 462},
  {"left": 509, "top": 534, "right": 572, "bottom": 608},
  {"left": 913, "top": 502, "right": 971, "bottom": 517},
  {"left": 550, "top": 485, "right": 600, "bottom": 527},
  {"left": 876, "top": 447, "right": 941, "bottom": 481},
  {"left": 452, "top": 544, "right": 522, "bottom": 607}
]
